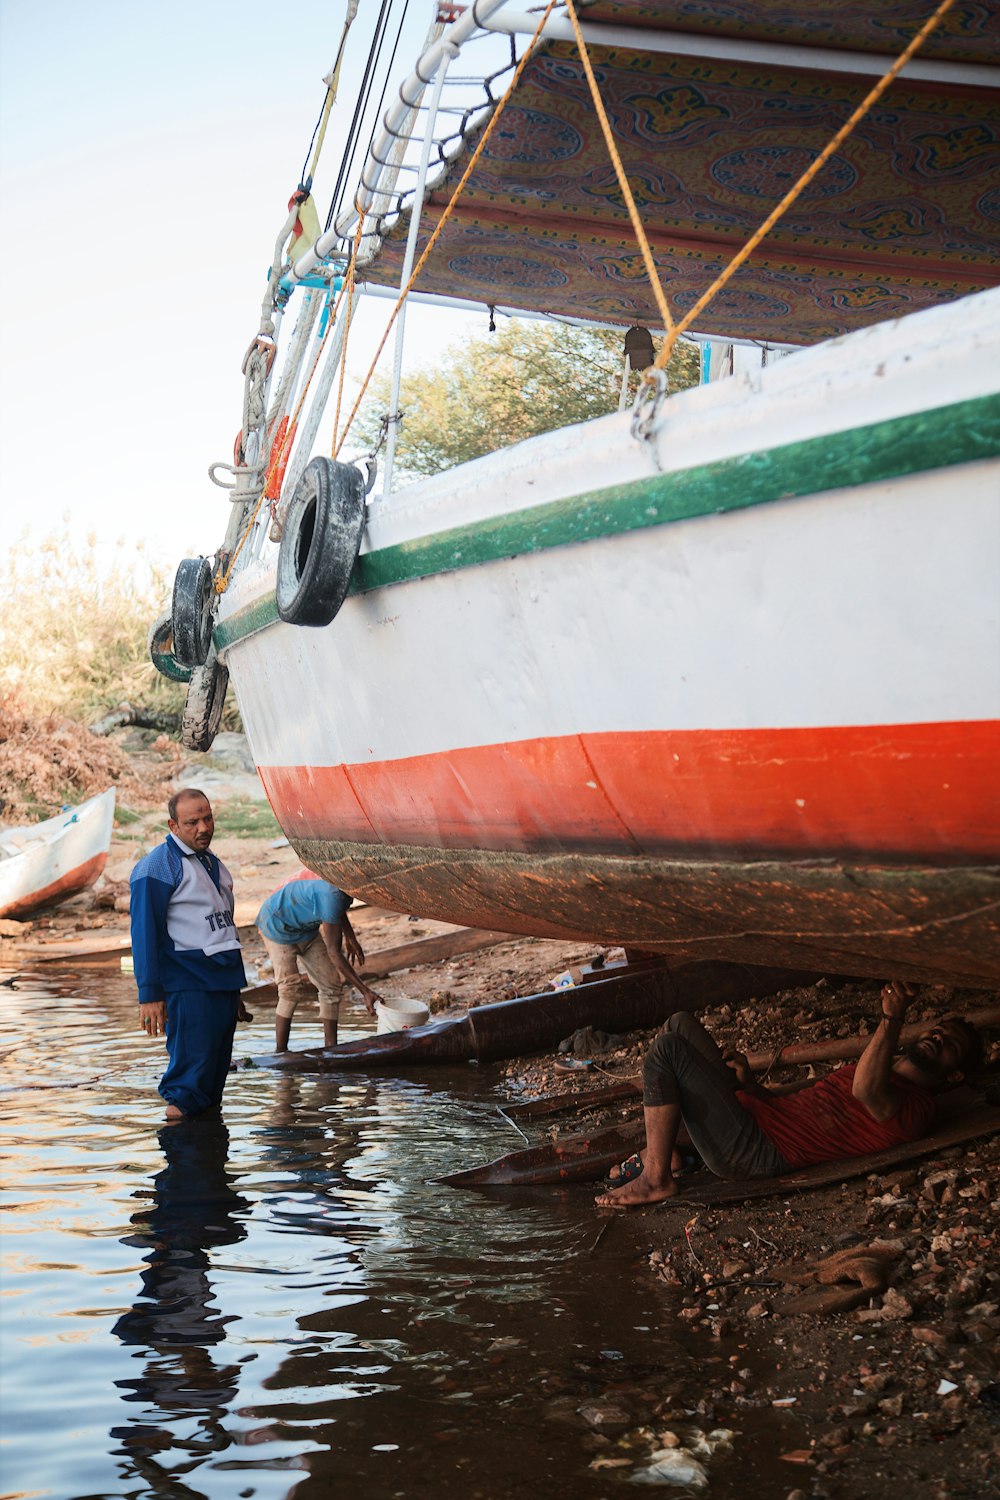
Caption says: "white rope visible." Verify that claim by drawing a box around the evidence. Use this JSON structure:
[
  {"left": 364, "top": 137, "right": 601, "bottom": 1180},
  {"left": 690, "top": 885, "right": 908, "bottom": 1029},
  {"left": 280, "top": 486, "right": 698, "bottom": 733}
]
[
  {"left": 241, "top": 346, "right": 270, "bottom": 463},
  {"left": 275, "top": 285, "right": 365, "bottom": 526},
  {"left": 266, "top": 288, "right": 322, "bottom": 433}
]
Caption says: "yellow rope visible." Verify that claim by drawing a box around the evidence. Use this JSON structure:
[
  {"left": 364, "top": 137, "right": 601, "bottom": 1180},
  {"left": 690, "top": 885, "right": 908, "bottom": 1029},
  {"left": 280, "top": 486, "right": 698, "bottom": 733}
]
[
  {"left": 334, "top": 0, "right": 561, "bottom": 457},
  {"left": 563, "top": 0, "right": 675, "bottom": 337},
  {"left": 306, "top": 14, "right": 355, "bottom": 185},
  {"left": 654, "top": 0, "right": 959, "bottom": 368},
  {"left": 307, "top": 89, "right": 337, "bottom": 189}
]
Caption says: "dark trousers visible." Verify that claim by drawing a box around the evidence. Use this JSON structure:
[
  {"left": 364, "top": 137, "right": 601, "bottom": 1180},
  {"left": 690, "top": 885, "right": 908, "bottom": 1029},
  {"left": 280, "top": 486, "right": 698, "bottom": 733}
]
[
  {"left": 161, "top": 990, "right": 240, "bottom": 1115},
  {"left": 643, "top": 1012, "right": 789, "bottom": 1179}
]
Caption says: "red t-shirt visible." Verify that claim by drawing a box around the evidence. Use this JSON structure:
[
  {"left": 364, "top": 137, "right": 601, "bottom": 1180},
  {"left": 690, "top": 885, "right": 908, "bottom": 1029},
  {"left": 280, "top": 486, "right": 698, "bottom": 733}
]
[{"left": 737, "top": 1063, "right": 935, "bottom": 1169}]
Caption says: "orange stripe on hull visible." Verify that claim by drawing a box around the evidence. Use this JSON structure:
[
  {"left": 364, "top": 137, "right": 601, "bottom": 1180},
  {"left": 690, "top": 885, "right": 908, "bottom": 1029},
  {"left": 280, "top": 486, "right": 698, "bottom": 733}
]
[
  {"left": 259, "top": 721, "right": 1000, "bottom": 862},
  {"left": 0, "top": 851, "right": 109, "bottom": 921}
]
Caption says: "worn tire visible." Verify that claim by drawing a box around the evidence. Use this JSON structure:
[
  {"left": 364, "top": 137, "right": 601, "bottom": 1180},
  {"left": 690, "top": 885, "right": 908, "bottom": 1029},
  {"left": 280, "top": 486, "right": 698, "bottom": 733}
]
[
  {"left": 181, "top": 651, "right": 228, "bottom": 752},
  {"left": 148, "top": 613, "right": 193, "bottom": 684},
  {"left": 276, "top": 457, "right": 366, "bottom": 626},
  {"left": 172, "top": 556, "right": 215, "bottom": 666}
]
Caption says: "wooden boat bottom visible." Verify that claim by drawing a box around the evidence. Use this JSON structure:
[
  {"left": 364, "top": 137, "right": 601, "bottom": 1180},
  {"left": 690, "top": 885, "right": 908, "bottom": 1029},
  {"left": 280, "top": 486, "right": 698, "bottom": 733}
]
[
  {"left": 439, "top": 1104, "right": 1000, "bottom": 1194},
  {"left": 292, "top": 838, "right": 1000, "bottom": 988}
]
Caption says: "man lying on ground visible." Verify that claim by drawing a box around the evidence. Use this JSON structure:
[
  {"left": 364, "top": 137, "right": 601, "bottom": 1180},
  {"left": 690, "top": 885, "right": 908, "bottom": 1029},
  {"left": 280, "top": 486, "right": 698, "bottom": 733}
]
[{"left": 595, "top": 982, "right": 982, "bottom": 1209}]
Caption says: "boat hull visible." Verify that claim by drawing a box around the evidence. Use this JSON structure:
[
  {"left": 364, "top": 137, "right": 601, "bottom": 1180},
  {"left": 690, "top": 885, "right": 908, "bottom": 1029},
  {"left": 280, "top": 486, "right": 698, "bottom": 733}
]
[
  {"left": 0, "top": 790, "right": 117, "bottom": 920},
  {"left": 216, "top": 292, "right": 1000, "bottom": 986},
  {"left": 287, "top": 837, "right": 1000, "bottom": 987}
]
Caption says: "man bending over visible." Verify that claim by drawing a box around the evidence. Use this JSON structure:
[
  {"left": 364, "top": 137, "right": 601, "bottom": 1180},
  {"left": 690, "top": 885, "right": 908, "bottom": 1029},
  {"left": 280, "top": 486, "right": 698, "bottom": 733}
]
[
  {"left": 595, "top": 983, "right": 982, "bottom": 1209},
  {"left": 256, "top": 873, "right": 382, "bottom": 1051}
]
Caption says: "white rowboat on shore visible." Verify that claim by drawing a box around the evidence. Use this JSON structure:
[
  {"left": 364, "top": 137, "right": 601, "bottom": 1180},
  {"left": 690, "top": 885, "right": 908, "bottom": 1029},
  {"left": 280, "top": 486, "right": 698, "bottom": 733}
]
[{"left": 0, "top": 789, "right": 116, "bottom": 921}]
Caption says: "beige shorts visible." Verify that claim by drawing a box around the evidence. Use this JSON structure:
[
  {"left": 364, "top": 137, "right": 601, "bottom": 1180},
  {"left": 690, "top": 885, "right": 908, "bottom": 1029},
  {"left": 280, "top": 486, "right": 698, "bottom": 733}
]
[{"left": 263, "top": 933, "right": 342, "bottom": 1019}]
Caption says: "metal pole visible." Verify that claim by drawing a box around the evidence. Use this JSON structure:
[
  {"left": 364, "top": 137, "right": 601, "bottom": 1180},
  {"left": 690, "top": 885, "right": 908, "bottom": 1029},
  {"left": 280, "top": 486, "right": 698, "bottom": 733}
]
[
  {"left": 617, "top": 355, "right": 630, "bottom": 411},
  {"left": 381, "top": 40, "right": 458, "bottom": 499},
  {"left": 478, "top": 11, "right": 997, "bottom": 88}
]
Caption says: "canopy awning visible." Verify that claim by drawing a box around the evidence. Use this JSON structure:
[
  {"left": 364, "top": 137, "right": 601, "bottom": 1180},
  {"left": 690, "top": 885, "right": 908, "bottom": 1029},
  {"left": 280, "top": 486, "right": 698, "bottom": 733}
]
[{"left": 359, "top": 0, "right": 1000, "bottom": 343}]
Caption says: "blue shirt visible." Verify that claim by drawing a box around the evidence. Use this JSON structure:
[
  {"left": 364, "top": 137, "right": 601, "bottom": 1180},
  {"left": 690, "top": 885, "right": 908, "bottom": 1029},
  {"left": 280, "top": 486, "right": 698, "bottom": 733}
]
[{"left": 256, "top": 879, "right": 352, "bottom": 945}]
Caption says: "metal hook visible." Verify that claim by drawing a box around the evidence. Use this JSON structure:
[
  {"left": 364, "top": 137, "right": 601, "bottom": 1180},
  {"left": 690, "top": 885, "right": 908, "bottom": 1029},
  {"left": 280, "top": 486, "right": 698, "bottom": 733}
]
[{"left": 630, "top": 367, "right": 669, "bottom": 448}]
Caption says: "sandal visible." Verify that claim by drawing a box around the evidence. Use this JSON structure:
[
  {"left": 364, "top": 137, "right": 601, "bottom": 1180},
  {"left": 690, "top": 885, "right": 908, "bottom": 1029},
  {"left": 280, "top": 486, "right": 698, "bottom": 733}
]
[{"left": 604, "top": 1150, "right": 644, "bottom": 1187}]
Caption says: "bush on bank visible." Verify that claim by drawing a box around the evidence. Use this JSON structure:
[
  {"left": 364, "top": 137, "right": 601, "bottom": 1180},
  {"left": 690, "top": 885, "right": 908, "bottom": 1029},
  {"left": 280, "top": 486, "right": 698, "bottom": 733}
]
[{"left": 0, "top": 531, "right": 183, "bottom": 723}]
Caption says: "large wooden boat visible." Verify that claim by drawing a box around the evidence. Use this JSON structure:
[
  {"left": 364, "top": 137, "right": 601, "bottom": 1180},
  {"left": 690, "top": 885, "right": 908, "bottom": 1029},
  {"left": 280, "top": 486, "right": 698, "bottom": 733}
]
[
  {"left": 0, "top": 789, "right": 116, "bottom": 920},
  {"left": 168, "top": 2, "right": 1000, "bottom": 986}
]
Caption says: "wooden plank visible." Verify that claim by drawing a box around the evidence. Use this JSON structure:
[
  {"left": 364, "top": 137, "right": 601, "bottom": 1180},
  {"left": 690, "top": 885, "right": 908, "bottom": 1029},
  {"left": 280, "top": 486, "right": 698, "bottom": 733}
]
[
  {"left": 655, "top": 1105, "right": 1000, "bottom": 1209},
  {"left": 504, "top": 1079, "right": 641, "bottom": 1118},
  {"left": 12, "top": 924, "right": 520, "bottom": 975},
  {"left": 358, "top": 927, "right": 520, "bottom": 979},
  {"left": 439, "top": 1121, "right": 647, "bottom": 1188},
  {"left": 3, "top": 937, "right": 132, "bottom": 966}
]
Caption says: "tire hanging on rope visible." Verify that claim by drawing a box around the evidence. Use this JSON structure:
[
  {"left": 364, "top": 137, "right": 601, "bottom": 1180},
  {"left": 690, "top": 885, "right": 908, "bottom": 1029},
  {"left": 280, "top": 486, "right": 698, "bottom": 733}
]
[
  {"left": 181, "top": 650, "right": 229, "bottom": 753},
  {"left": 147, "top": 613, "right": 193, "bottom": 684},
  {"left": 171, "top": 557, "right": 215, "bottom": 666},
  {"left": 276, "top": 457, "right": 366, "bottom": 627}
]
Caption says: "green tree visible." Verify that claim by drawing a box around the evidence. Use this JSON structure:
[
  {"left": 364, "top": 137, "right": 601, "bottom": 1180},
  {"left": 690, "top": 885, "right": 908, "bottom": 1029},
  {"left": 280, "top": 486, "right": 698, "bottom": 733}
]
[{"left": 351, "top": 318, "right": 699, "bottom": 480}]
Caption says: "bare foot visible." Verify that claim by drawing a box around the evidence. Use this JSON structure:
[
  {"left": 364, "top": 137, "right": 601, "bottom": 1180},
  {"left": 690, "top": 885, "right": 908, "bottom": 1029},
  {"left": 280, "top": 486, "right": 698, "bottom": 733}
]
[
  {"left": 595, "top": 1173, "right": 681, "bottom": 1209},
  {"left": 164, "top": 1104, "right": 186, "bottom": 1122}
]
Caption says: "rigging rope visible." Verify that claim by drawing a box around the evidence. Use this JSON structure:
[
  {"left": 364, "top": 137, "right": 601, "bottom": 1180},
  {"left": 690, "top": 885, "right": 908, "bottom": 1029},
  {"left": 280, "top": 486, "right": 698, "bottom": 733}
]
[
  {"left": 301, "top": 0, "right": 359, "bottom": 189},
  {"left": 220, "top": 0, "right": 957, "bottom": 589},
  {"left": 331, "top": 225, "right": 363, "bottom": 453},
  {"left": 563, "top": 0, "right": 675, "bottom": 339},
  {"left": 215, "top": 219, "right": 367, "bottom": 593},
  {"left": 651, "top": 0, "right": 960, "bottom": 369},
  {"left": 557, "top": 0, "right": 958, "bottom": 378},
  {"left": 333, "top": 0, "right": 561, "bottom": 457},
  {"left": 324, "top": 0, "right": 400, "bottom": 233}
]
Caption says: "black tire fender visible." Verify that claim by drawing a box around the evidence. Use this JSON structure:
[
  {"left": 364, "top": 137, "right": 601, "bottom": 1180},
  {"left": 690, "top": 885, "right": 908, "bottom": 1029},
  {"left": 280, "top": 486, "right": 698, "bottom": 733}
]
[
  {"left": 172, "top": 556, "right": 215, "bottom": 666},
  {"left": 181, "top": 651, "right": 228, "bottom": 752},
  {"left": 148, "top": 613, "right": 193, "bottom": 684},
  {"left": 276, "top": 457, "right": 366, "bottom": 627}
]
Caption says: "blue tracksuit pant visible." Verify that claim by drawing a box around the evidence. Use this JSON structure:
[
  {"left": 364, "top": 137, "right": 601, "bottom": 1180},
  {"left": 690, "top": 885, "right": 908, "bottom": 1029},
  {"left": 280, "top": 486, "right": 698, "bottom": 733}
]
[{"left": 161, "top": 990, "right": 240, "bottom": 1115}]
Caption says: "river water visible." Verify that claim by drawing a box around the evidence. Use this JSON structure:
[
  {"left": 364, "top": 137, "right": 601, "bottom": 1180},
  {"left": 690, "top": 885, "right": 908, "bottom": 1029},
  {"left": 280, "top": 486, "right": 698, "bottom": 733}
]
[{"left": 1, "top": 964, "right": 792, "bottom": 1499}]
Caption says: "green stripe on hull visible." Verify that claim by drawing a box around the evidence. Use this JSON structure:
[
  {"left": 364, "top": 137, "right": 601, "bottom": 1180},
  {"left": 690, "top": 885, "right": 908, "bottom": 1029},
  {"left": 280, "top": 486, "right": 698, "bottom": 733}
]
[{"left": 214, "top": 393, "right": 1000, "bottom": 652}]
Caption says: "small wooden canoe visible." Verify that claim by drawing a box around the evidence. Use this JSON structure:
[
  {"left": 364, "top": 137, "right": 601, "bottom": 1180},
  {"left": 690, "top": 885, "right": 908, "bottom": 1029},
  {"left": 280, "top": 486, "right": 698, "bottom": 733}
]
[{"left": 0, "top": 789, "right": 116, "bottom": 920}]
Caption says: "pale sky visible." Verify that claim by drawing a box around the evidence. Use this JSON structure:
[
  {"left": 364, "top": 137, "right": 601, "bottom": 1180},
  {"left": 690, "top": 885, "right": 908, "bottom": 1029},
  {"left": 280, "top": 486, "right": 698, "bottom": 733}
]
[{"left": 0, "top": 0, "right": 484, "bottom": 575}]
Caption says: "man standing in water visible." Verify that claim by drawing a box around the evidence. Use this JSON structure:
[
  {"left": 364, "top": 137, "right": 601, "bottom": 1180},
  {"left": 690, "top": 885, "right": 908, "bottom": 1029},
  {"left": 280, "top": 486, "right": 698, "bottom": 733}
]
[{"left": 130, "top": 788, "right": 247, "bottom": 1120}]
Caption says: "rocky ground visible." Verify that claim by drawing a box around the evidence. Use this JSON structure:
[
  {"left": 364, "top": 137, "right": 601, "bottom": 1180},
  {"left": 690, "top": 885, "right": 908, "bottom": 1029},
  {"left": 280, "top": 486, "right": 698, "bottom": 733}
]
[
  {"left": 499, "top": 995, "right": 999, "bottom": 1500},
  {"left": 1, "top": 725, "right": 997, "bottom": 1498}
]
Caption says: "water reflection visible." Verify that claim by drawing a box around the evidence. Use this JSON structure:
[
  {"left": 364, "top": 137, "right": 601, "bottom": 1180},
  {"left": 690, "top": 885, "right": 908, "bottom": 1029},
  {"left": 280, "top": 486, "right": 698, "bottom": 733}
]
[
  {"left": 2, "top": 978, "right": 734, "bottom": 1499},
  {"left": 111, "top": 1117, "right": 249, "bottom": 1487}
]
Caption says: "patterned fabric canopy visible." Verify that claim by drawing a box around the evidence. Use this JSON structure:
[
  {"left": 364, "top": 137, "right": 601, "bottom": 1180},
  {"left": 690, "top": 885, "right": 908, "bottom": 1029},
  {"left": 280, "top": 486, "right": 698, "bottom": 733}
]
[{"left": 361, "top": 0, "right": 1000, "bottom": 343}]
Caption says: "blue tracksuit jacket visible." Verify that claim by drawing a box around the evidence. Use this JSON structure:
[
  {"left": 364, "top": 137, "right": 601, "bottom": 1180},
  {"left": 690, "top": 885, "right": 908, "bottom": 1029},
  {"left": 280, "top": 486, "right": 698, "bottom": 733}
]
[{"left": 130, "top": 834, "right": 246, "bottom": 1004}]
